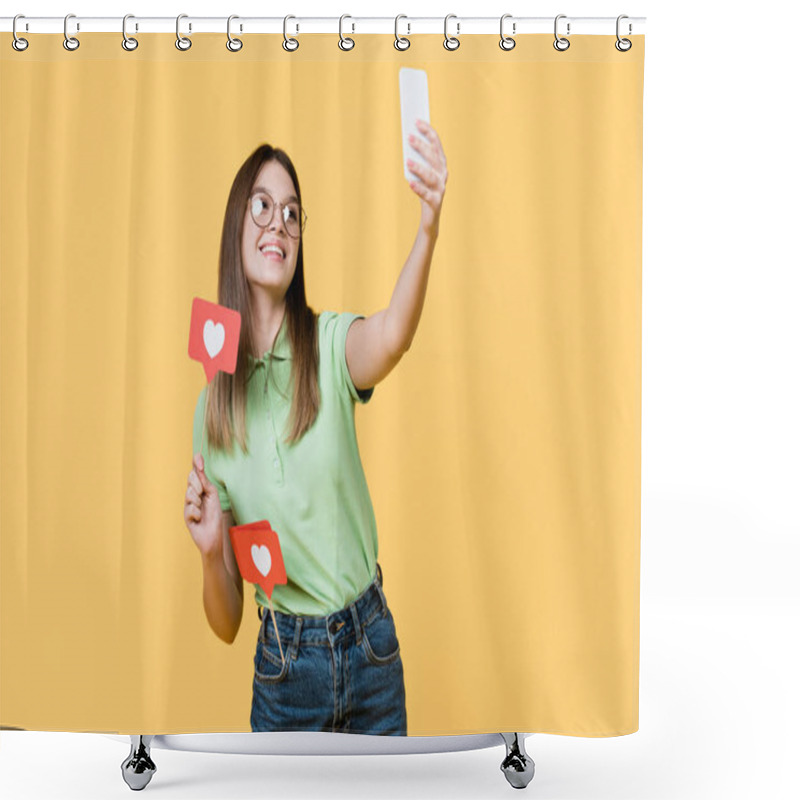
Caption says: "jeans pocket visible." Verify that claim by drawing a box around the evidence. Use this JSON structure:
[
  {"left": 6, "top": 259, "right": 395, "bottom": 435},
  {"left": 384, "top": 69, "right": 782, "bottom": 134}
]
[
  {"left": 254, "top": 620, "right": 290, "bottom": 684},
  {"left": 361, "top": 609, "right": 401, "bottom": 666}
]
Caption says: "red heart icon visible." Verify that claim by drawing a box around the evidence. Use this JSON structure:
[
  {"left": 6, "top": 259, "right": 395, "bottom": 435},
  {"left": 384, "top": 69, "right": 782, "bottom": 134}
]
[
  {"left": 188, "top": 297, "right": 241, "bottom": 382},
  {"left": 229, "top": 520, "right": 287, "bottom": 598}
]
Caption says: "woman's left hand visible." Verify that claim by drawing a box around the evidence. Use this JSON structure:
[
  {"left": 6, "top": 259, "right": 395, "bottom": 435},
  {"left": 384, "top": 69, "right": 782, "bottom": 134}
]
[{"left": 407, "top": 119, "right": 448, "bottom": 237}]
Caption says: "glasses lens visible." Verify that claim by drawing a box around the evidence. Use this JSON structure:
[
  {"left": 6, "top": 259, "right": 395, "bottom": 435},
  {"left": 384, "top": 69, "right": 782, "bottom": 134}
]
[
  {"left": 283, "top": 203, "right": 301, "bottom": 237},
  {"left": 251, "top": 194, "right": 272, "bottom": 225},
  {"left": 250, "top": 194, "right": 304, "bottom": 238}
]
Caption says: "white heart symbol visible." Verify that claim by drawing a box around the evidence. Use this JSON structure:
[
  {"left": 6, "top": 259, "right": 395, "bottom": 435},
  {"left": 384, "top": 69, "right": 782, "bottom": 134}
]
[
  {"left": 251, "top": 545, "right": 272, "bottom": 577},
  {"left": 203, "top": 320, "right": 225, "bottom": 359}
]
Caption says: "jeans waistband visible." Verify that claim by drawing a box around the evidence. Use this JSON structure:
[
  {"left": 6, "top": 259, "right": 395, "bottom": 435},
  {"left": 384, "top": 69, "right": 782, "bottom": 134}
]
[{"left": 257, "top": 563, "right": 388, "bottom": 659}]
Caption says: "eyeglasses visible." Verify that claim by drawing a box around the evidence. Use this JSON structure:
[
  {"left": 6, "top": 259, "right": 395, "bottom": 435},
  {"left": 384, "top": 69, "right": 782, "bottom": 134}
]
[{"left": 248, "top": 191, "right": 307, "bottom": 239}]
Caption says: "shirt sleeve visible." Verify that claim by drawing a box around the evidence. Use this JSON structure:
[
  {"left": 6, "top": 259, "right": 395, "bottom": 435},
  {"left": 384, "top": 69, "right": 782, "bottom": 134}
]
[
  {"left": 192, "top": 387, "right": 232, "bottom": 511},
  {"left": 323, "top": 311, "right": 375, "bottom": 405}
]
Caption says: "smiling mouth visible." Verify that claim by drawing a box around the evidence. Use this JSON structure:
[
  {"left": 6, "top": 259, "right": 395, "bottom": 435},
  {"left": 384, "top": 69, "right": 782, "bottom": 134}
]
[{"left": 260, "top": 246, "right": 285, "bottom": 260}]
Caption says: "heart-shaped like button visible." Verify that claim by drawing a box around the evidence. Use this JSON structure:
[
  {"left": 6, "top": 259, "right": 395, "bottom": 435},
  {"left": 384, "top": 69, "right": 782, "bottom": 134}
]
[
  {"left": 251, "top": 544, "right": 272, "bottom": 577},
  {"left": 203, "top": 320, "right": 225, "bottom": 359}
]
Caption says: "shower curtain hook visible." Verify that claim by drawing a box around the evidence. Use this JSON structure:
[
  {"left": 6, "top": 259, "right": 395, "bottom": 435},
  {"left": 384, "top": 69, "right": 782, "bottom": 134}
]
[
  {"left": 176, "top": 14, "right": 192, "bottom": 51},
  {"left": 394, "top": 15, "right": 411, "bottom": 51},
  {"left": 12, "top": 15, "right": 29, "bottom": 51},
  {"left": 283, "top": 16, "right": 299, "bottom": 51},
  {"left": 122, "top": 15, "right": 139, "bottom": 51},
  {"left": 227, "top": 15, "right": 243, "bottom": 52},
  {"left": 63, "top": 13, "right": 80, "bottom": 51},
  {"left": 553, "top": 14, "right": 570, "bottom": 51},
  {"left": 339, "top": 14, "right": 355, "bottom": 51},
  {"left": 499, "top": 14, "right": 516, "bottom": 51},
  {"left": 615, "top": 15, "right": 632, "bottom": 51},
  {"left": 443, "top": 14, "right": 460, "bottom": 51}
]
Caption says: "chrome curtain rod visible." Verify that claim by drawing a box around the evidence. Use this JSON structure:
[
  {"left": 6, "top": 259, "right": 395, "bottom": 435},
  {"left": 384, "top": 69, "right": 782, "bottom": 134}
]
[{"left": 1, "top": 15, "right": 646, "bottom": 36}]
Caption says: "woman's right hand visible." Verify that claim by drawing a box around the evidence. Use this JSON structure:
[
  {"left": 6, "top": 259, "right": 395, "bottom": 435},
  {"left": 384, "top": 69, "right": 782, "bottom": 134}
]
[{"left": 184, "top": 453, "right": 224, "bottom": 558}]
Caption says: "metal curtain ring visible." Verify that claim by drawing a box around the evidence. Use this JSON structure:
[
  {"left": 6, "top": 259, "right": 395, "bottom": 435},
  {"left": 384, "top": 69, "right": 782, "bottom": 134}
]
[
  {"left": 12, "top": 14, "right": 29, "bottom": 51},
  {"left": 63, "top": 13, "right": 80, "bottom": 51},
  {"left": 176, "top": 14, "right": 192, "bottom": 51},
  {"left": 394, "top": 14, "right": 410, "bottom": 51},
  {"left": 227, "top": 15, "right": 243, "bottom": 52},
  {"left": 615, "top": 14, "right": 632, "bottom": 51},
  {"left": 499, "top": 14, "right": 515, "bottom": 51},
  {"left": 283, "top": 16, "right": 299, "bottom": 51},
  {"left": 443, "top": 14, "right": 460, "bottom": 51},
  {"left": 339, "top": 14, "right": 355, "bottom": 51},
  {"left": 122, "top": 14, "right": 139, "bottom": 51},
  {"left": 553, "top": 14, "right": 570, "bottom": 51}
]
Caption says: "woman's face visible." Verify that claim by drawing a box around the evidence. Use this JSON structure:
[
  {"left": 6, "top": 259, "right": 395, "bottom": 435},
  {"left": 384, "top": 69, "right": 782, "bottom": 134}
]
[{"left": 241, "top": 160, "right": 300, "bottom": 301}]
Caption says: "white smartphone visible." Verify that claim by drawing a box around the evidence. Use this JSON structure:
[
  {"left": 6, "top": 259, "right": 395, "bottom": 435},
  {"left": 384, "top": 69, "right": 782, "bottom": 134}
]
[{"left": 399, "top": 68, "right": 431, "bottom": 183}]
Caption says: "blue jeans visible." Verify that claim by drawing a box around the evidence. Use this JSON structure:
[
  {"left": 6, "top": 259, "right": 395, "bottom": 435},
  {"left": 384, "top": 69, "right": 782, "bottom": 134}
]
[{"left": 250, "top": 563, "right": 408, "bottom": 735}]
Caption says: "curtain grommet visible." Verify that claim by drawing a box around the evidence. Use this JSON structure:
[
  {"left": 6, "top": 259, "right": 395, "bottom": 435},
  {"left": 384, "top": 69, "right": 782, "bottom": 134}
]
[
  {"left": 339, "top": 14, "right": 355, "bottom": 51},
  {"left": 176, "top": 14, "right": 192, "bottom": 51},
  {"left": 283, "top": 15, "right": 299, "bottom": 51},
  {"left": 122, "top": 14, "right": 139, "bottom": 51},
  {"left": 63, "top": 13, "right": 80, "bottom": 51},
  {"left": 499, "top": 14, "right": 516, "bottom": 51},
  {"left": 12, "top": 15, "right": 29, "bottom": 51},
  {"left": 615, "top": 15, "right": 632, "bottom": 51},
  {"left": 226, "top": 15, "right": 243, "bottom": 52},
  {"left": 394, "top": 15, "right": 410, "bottom": 51},
  {"left": 553, "top": 14, "right": 570, "bottom": 51},
  {"left": 443, "top": 14, "right": 460, "bottom": 51}
]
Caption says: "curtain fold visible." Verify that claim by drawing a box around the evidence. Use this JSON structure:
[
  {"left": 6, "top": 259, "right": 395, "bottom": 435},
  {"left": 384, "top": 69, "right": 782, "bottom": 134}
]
[{"left": 1, "top": 32, "right": 644, "bottom": 736}]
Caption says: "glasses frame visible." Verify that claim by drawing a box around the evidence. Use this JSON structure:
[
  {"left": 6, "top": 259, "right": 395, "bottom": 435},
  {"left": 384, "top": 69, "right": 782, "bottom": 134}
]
[{"left": 248, "top": 191, "right": 307, "bottom": 239}]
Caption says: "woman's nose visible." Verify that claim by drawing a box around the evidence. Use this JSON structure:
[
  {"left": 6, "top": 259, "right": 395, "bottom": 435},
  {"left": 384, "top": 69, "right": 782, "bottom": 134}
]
[{"left": 268, "top": 208, "right": 286, "bottom": 234}]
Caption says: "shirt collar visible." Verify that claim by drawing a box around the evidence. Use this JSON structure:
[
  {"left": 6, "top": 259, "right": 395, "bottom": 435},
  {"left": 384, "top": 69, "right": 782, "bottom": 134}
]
[{"left": 247, "top": 314, "right": 291, "bottom": 367}]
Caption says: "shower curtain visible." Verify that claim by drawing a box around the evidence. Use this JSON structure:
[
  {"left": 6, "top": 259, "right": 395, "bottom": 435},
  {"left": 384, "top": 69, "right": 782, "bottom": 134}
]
[{"left": 0, "top": 30, "right": 644, "bottom": 737}]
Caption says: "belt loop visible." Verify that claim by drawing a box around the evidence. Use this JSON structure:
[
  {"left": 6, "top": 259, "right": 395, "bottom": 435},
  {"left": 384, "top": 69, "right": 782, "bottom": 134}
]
[
  {"left": 291, "top": 616, "right": 303, "bottom": 661},
  {"left": 375, "top": 561, "right": 389, "bottom": 617},
  {"left": 376, "top": 584, "right": 388, "bottom": 615},
  {"left": 350, "top": 601, "right": 362, "bottom": 646},
  {"left": 375, "top": 566, "right": 389, "bottom": 616}
]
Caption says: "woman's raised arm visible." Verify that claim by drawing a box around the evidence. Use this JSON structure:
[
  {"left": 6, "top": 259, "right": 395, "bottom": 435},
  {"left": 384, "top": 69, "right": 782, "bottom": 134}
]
[{"left": 346, "top": 119, "right": 448, "bottom": 388}]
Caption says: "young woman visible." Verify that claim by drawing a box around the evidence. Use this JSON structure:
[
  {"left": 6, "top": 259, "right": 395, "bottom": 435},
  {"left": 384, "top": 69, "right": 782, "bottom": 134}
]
[{"left": 183, "top": 120, "right": 447, "bottom": 735}]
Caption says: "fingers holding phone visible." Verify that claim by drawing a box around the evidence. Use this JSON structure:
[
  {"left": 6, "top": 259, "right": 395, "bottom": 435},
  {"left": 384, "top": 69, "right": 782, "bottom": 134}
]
[{"left": 400, "top": 68, "right": 447, "bottom": 234}]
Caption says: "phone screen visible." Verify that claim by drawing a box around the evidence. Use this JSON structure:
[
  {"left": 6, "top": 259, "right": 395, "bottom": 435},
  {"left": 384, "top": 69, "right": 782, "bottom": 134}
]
[{"left": 399, "top": 68, "right": 431, "bottom": 182}]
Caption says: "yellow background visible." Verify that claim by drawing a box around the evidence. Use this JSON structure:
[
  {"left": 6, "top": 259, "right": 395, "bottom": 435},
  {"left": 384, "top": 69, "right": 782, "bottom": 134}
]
[{"left": 0, "top": 33, "right": 643, "bottom": 735}]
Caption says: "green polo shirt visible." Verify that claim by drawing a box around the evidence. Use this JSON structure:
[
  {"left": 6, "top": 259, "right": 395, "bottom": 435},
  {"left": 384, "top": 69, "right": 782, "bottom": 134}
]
[{"left": 192, "top": 310, "right": 377, "bottom": 616}]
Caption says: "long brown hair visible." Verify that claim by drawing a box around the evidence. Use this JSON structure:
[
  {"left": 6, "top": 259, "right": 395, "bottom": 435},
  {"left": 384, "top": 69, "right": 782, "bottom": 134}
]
[{"left": 204, "top": 145, "right": 320, "bottom": 454}]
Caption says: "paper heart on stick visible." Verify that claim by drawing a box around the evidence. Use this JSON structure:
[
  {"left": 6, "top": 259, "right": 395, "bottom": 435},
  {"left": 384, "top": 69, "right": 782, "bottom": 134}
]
[
  {"left": 251, "top": 544, "right": 272, "bottom": 577},
  {"left": 203, "top": 320, "right": 225, "bottom": 359},
  {"left": 229, "top": 520, "right": 286, "bottom": 598}
]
